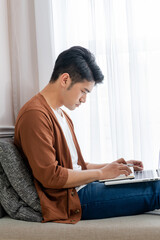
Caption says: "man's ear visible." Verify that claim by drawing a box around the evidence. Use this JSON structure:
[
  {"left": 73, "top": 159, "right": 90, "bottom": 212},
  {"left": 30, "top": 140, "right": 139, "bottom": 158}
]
[{"left": 60, "top": 73, "right": 71, "bottom": 88}]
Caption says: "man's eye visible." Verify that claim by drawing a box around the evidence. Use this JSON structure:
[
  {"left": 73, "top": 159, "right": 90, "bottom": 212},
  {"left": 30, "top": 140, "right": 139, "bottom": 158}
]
[{"left": 81, "top": 90, "right": 86, "bottom": 94}]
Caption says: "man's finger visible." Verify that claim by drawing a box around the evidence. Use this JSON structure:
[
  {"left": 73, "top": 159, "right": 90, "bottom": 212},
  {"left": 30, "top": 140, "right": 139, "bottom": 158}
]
[{"left": 117, "top": 158, "right": 127, "bottom": 164}]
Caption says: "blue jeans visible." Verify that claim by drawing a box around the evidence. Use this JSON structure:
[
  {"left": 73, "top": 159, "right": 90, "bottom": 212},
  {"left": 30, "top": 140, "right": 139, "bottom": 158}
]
[{"left": 77, "top": 181, "right": 160, "bottom": 220}]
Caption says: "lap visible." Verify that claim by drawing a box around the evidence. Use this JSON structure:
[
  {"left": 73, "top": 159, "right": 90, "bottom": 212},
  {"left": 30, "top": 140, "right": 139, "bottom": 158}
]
[{"left": 78, "top": 181, "right": 160, "bottom": 220}]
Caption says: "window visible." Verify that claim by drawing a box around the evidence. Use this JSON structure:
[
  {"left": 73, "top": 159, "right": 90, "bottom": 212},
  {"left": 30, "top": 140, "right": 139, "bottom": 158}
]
[{"left": 51, "top": 0, "right": 160, "bottom": 168}]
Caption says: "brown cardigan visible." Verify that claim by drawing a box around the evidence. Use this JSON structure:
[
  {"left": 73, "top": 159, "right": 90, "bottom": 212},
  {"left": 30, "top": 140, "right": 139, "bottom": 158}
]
[{"left": 14, "top": 93, "right": 87, "bottom": 224}]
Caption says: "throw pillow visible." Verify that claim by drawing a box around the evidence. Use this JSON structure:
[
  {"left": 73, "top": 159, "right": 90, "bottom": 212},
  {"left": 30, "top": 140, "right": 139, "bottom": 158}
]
[{"left": 0, "top": 138, "right": 42, "bottom": 222}]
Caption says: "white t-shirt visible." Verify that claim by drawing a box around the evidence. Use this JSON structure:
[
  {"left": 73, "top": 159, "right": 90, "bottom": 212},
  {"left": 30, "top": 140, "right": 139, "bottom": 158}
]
[{"left": 52, "top": 108, "right": 86, "bottom": 191}]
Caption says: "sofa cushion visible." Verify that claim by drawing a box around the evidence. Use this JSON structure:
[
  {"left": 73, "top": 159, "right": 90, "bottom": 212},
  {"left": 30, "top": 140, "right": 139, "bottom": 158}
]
[
  {"left": 0, "top": 138, "right": 42, "bottom": 222},
  {"left": 1, "top": 214, "right": 160, "bottom": 240}
]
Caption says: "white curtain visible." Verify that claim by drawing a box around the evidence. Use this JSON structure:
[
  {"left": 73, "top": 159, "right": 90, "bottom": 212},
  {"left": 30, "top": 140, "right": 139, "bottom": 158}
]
[
  {"left": 0, "top": 0, "right": 54, "bottom": 125},
  {"left": 1, "top": 0, "right": 160, "bottom": 169},
  {"left": 0, "top": 0, "right": 14, "bottom": 127},
  {"left": 51, "top": 0, "right": 160, "bottom": 169}
]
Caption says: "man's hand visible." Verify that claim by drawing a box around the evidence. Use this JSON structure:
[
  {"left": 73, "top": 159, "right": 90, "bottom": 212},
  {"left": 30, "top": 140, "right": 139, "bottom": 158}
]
[
  {"left": 126, "top": 160, "right": 143, "bottom": 171},
  {"left": 99, "top": 158, "right": 132, "bottom": 180},
  {"left": 63, "top": 158, "right": 144, "bottom": 188}
]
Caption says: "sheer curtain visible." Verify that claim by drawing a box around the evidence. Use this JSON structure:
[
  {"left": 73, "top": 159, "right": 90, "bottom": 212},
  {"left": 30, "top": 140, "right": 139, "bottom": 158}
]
[
  {"left": 0, "top": 0, "right": 14, "bottom": 127},
  {"left": 51, "top": 0, "right": 160, "bottom": 169},
  {"left": 1, "top": 0, "right": 160, "bottom": 169},
  {"left": 0, "top": 0, "right": 54, "bottom": 125}
]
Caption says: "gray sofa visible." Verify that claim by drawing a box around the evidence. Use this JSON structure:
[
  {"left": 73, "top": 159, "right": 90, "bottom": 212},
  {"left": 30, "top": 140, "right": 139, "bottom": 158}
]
[
  {"left": 1, "top": 213, "right": 160, "bottom": 240},
  {"left": 0, "top": 135, "right": 160, "bottom": 240}
]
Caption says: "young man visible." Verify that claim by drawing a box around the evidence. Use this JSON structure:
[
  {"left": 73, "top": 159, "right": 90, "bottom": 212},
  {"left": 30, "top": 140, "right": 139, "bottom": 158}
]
[{"left": 14, "top": 46, "right": 160, "bottom": 224}]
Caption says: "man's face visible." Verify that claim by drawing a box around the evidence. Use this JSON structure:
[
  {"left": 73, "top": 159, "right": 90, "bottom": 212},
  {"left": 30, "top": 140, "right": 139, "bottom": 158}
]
[{"left": 63, "top": 79, "right": 95, "bottom": 110}]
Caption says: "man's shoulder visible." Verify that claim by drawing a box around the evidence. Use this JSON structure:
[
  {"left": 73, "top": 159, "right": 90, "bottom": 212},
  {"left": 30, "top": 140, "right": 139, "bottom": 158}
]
[
  {"left": 16, "top": 93, "right": 53, "bottom": 123},
  {"left": 20, "top": 93, "right": 50, "bottom": 114}
]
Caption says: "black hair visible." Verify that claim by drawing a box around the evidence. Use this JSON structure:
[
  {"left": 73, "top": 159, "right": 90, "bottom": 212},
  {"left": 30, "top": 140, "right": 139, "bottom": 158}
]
[{"left": 50, "top": 46, "right": 104, "bottom": 86}]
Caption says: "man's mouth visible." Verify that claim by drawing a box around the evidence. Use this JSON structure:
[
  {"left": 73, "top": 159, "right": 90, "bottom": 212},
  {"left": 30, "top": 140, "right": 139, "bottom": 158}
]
[{"left": 76, "top": 104, "right": 80, "bottom": 107}]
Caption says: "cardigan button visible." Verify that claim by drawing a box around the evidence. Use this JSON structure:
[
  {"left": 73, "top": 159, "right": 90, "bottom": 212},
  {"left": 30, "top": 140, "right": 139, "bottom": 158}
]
[
  {"left": 70, "top": 219, "right": 76, "bottom": 223},
  {"left": 75, "top": 209, "right": 80, "bottom": 214},
  {"left": 71, "top": 191, "right": 75, "bottom": 196}
]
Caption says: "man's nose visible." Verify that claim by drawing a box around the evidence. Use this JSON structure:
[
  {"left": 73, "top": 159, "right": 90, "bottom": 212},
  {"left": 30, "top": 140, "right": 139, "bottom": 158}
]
[{"left": 80, "top": 94, "right": 87, "bottom": 103}]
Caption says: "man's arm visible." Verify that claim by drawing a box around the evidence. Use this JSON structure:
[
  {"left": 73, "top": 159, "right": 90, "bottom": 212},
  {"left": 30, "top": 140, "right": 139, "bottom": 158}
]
[
  {"left": 63, "top": 158, "right": 132, "bottom": 188},
  {"left": 85, "top": 162, "right": 108, "bottom": 169},
  {"left": 86, "top": 160, "right": 144, "bottom": 171},
  {"left": 63, "top": 168, "right": 100, "bottom": 188}
]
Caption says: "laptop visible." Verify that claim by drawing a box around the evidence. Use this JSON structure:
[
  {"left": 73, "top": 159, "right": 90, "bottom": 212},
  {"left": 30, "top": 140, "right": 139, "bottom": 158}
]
[{"left": 100, "top": 166, "right": 160, "bottom": 186}]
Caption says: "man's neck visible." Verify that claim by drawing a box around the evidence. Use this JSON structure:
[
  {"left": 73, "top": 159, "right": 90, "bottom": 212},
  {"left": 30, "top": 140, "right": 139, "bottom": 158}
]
[{"left": 40, "top": 83, "right": 63, "bottom": 110}]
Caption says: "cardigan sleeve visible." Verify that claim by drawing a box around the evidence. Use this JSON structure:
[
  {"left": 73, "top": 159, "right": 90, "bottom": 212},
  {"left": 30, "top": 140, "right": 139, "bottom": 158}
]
[{"left": 15, "top": 109, "right": 68, "bottom": 189}]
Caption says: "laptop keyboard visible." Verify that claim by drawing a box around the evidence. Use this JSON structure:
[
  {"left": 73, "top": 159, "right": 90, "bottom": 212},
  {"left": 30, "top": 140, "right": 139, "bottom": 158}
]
[
  {"left": 156, "top": 169, "right": 160, "bottom": 177},
  {"left": 134, "top": 170, "right": 156, "bottom": 179}
]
